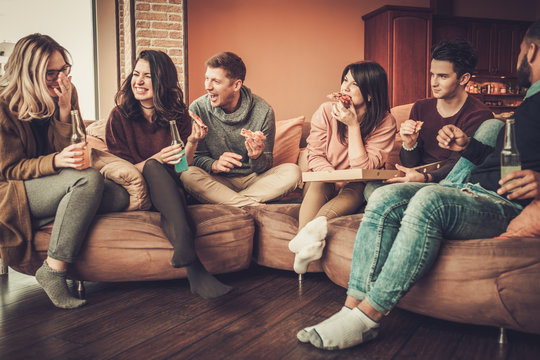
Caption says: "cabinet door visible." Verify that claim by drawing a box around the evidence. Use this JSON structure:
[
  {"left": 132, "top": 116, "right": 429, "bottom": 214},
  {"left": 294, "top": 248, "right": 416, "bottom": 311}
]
[
  {"left": 494, "top": 24, "right": 516, "bottom": 75},
  {"left": 392, "top": 15, "right": 430, "bottom": 106},
  {"left": 433, "top": 18, "right": 470, "bottom": 44},
  {"left": 510, "top": 25, "right": 528, "bottom": 75},
  {"left": 470, "top": 22, "right": 494, "bottom": 74}
]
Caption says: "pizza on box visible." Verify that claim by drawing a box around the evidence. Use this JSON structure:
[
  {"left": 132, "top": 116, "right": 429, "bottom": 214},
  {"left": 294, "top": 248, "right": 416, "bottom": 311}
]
[
  {"left": 240, "top": 128, "right": 266, "bottom": 141},
  {"left": 327, "top": 92, "right": 352, "bottom": 109}
]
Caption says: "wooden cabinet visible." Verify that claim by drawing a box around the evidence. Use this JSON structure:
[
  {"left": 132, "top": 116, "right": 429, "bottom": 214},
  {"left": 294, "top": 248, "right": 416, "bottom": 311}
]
[
  {"left": 432, "top": 17, "right": 470, "bottom": 44},
  {"left": 363, "top": 6, "right": 432, "bottom": 107},
  {"left": 364, "top": 7, "right": 531, "bottom": 108},
  {"left": 434, "top": 17, "right": 530, "bottom": 77}
]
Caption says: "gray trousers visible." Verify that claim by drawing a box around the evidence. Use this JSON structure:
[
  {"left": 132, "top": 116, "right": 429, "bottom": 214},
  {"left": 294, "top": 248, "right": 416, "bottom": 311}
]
[{"left": 24, "top": 168, "right": 129, "bottom": 263}]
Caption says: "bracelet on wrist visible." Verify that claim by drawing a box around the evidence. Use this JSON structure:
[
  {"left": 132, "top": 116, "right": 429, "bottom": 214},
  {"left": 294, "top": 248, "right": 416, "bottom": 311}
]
[
  {"left": 423, "top": 172, "right": 429, "bottom": 183},
  {"left": 402, "top": 141, "right": 418, "bottom": 151}
]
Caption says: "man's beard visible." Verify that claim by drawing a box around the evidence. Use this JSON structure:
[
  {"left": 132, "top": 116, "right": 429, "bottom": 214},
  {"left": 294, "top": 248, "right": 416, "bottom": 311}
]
[{"left": 517, "top": 55, "right": 532, "bottom": 88}]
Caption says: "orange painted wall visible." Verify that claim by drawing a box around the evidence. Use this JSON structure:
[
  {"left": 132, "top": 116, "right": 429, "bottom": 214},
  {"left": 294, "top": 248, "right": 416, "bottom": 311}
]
[{"left": 186, "top": 0, "right": 429, "bottom": 121}]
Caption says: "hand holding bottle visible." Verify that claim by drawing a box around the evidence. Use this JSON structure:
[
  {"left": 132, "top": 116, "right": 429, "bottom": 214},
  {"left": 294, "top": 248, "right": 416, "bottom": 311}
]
[
  {"left": 498, "top": 170, "right": 540, "bottom": 200},
  {"left": 500, "top": 118, "right": 521, "bottom": 193},
  {"left": 54, "top": 142, "right": 89, "bottom": 169},
  {"left": 154, "top": 144, "right": 183, "bottom": 164},
  {"left": 70, "top": 110, "right": 90, "bottom": 169},
  {"left": 169, "top": 120, "right": 188, "bottom": 173}
]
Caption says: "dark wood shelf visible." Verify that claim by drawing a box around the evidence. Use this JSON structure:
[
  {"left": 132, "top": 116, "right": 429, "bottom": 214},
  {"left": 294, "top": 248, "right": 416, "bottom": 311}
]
[
  {"left": 489, "top": 105, "right": 519, "bottom": 109},
  {"left": 471, "top": 74, "right": 517, "bottom": 80},
  {"left": 481, "top": 93, "right": 525, "bottom": 97}
]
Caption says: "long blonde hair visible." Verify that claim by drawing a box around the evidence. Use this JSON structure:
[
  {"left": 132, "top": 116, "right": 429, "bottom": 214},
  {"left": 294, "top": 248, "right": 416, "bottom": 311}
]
[{"left": 0, "top": 34, "right": 71, "bottom": 121}]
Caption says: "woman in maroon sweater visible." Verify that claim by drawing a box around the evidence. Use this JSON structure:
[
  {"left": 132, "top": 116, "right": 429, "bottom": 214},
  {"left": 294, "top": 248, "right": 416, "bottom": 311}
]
[{"left": 106, "top": 50, "right": 231, "bottom": 299}]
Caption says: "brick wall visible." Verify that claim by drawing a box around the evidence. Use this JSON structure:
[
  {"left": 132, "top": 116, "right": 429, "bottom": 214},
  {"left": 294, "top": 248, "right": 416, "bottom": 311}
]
[{"left": 117, "top": 0, "right": 186, "bottom": 90}]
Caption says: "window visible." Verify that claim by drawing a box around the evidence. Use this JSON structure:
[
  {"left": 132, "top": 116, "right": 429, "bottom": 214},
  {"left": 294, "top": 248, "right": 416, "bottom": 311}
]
[{"left": 0, "top": 0, "right": 97, "bottom": 119}]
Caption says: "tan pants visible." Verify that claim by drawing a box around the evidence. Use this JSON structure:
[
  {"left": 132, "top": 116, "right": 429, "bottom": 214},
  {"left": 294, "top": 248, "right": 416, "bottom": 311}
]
[
  {"left": 298, "top": 181, "right": 366, "bottom": 229},
  {"left": 180, "top": 163, "right": 302, "bottom": 207}
]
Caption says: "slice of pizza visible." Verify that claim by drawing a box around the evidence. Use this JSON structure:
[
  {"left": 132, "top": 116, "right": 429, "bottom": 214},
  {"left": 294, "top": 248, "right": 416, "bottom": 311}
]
[
  {"left": 327, "top": 92, "right": 352, "bottom": 109},
  {"left": 414, "top": 121, "right": 424, "bottom": 133},
  {"left": 188, "top": 110, "right": 208, "bottom": 130},
  {"left": 241, "top": 128, "right": 267, "bottom": 141}
]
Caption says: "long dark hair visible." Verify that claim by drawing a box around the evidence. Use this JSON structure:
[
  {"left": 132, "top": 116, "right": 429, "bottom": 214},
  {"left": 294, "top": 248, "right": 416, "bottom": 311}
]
[
  {"left": 115, "top": 50, "right": 189, "bottom": 127},
  {"left": 337, "top": 61, "right": 390, "bottom": 144}
]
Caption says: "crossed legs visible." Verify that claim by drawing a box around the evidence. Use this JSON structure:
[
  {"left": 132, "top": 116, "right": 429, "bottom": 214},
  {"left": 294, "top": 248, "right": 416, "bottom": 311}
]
[{"left": 298, "top": 182, "right": 521, "bottom": 350}]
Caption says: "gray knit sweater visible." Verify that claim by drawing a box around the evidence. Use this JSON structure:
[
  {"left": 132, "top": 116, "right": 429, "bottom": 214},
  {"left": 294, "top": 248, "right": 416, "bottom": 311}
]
[{"left": 189, "top": 86, "right": 275, "bottom": 176}]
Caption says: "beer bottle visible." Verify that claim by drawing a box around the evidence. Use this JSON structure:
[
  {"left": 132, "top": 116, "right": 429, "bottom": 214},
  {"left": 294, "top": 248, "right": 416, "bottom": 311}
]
[
  {"left": 70, "top": 109, "right": 90, "bottom": 169},
  {"left": 500, "top": 118, "right": 521, "bottom": 191}
]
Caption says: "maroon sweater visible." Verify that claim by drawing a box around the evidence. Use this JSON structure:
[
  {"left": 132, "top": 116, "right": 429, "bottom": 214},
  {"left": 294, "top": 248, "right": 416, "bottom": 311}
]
[
  {"left": 400, "top": 95, "right": 493, "bottom": 182},
  {"left": 105, "top": 106, "right": 191, "bottom": 164}
]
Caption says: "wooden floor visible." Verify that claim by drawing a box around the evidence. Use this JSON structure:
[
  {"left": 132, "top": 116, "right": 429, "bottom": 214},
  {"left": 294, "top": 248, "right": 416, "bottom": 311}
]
[{"left": 2, "top": 264, "right": 540, "bottom": 360}]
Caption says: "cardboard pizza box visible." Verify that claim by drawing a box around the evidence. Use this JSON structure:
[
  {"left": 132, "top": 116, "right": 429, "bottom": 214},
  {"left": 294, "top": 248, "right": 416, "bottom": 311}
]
[
  {"left": 302, "top": 161, "right": 446, "bottom": 182},
  {"left": 302, "top": 168, "right": 399, "bottom": 182}
]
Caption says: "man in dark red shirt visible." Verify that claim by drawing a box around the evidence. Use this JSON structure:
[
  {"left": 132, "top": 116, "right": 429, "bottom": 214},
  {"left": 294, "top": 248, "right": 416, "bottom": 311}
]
[{"left": 387, "top": 40, "right": 493, "bottom": 184}]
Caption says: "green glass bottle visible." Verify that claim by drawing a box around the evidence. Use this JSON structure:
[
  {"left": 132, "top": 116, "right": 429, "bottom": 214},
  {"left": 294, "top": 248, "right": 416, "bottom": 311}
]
[
  {"left": 500, "top": 118, "right": 521, "bottom": 191},
  {"left": 169, "top": 120, "right": 188, "bottom": 173}
]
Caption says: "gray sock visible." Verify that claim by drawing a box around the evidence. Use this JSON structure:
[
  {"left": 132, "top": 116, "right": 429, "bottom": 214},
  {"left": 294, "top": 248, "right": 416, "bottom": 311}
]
[{"left": 35, "top": 260, "right": 87, "bottom": 309}]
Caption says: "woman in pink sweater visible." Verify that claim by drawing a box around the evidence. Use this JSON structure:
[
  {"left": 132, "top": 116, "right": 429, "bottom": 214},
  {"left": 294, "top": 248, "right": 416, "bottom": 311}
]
[{"left": 288, "top": 61, "right": 396, "bottom": 274}]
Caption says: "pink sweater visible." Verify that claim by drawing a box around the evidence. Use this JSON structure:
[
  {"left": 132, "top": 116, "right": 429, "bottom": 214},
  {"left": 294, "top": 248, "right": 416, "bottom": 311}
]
[{"left": 306, "top": 102, "right": 396, "bottom": 172}]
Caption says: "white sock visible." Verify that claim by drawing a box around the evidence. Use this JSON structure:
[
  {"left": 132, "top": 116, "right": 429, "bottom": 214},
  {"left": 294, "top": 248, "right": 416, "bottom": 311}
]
[
  {"left": 309, "top": 307, "right": 379, "bottom": 350},
  {"left": 296, "top": 306, "right": 351, "bottom": 343},
  {"left": 293, "top": 240, "right": 325, "bottom": 274},
  {"left": 288, "top": 216, "right": 327, "bottom": 253}
]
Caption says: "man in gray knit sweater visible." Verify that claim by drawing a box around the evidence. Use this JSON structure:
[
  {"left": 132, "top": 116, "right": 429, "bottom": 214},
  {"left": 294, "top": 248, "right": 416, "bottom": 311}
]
[{"left": 180, "top": 52, "right": 301, "bottom": 207}]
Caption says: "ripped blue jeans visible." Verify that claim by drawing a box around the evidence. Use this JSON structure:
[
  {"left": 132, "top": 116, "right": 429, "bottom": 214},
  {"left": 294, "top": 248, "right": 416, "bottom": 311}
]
[{"left": 347, "top": 181, "right": 522, "bottom": 314}]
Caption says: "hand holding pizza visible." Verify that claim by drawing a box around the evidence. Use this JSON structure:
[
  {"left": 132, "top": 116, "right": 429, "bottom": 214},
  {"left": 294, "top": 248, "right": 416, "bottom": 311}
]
[
  {"left": 331, "top": 101, "right": 358, "bottom": 127},
  {"left": 187, "top": 110, "right": 208, "bottom": 144},
  {"left": 327, "top": 92, "right": 352, "bottom": 109},
  {"left": 241, "top": 128, "right": 266, "bottom": 159},
  {"left": 328, "top": 92, "right": 359, "bottom": 127},
  {"left": 400, "top": 120, "right": 423, "bottom": 149}
]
